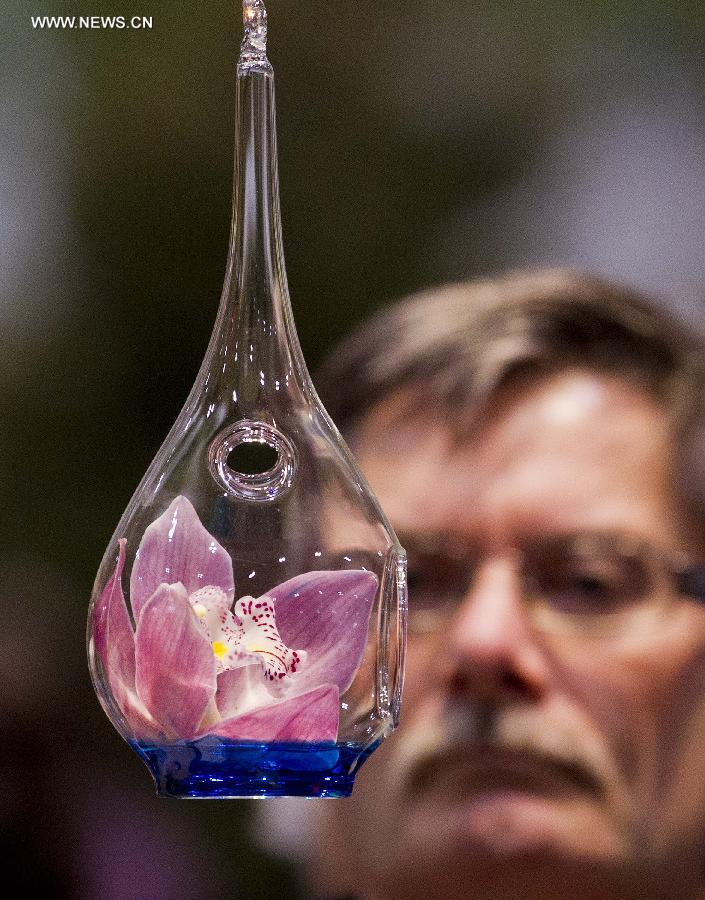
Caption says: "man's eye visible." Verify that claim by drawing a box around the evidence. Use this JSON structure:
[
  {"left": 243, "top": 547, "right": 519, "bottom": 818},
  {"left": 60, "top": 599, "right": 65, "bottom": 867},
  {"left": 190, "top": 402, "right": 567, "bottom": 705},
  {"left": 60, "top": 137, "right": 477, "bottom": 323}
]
[
  {"left": 541, "top": 563, "right": 632, "bottom": 614},
  {"left": 406, "top": 567, "right": 426, "bottom": 591},
  {"left": 407, "top": 567, "right": 454, "bottom": 605},
  {"left": 406, "top": 554, "right": 473, "bottom": 610},
  {"left": 569, "top": 573, "right": 616, "bottom": 602}
]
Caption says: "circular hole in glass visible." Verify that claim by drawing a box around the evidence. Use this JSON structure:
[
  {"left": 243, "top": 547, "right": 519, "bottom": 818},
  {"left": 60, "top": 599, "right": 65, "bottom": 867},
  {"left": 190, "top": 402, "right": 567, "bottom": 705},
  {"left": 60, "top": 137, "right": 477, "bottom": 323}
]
[
  {"left": 227, "top": 440, "right": 279, "bottom": 476},
  {"left": 208, "top": 420, "right": 296, "bottom": 502}
]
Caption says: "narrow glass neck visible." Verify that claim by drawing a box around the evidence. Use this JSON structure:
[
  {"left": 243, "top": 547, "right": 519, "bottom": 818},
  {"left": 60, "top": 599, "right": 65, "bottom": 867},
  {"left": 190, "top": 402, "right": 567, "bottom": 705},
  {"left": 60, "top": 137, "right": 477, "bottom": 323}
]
[
  {"left": 231, "top": 63, "right": 282, "bottom": 307},
  {"left": 216, "top": 60, "right": 309, "bottom": 407}
]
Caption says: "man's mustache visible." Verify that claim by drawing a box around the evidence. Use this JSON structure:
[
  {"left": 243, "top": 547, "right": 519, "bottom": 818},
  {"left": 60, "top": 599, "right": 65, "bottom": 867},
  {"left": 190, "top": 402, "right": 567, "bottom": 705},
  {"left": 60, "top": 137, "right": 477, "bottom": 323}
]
[{"left": 396, "top": 700, "right": 621, "bottom": 802}]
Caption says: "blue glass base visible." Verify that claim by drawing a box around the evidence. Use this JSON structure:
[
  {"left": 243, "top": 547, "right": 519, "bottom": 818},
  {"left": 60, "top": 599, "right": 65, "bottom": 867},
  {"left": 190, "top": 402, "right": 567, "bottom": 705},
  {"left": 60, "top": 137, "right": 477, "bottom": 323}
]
[{"left": 133, "top": 736, "right": 379, "bottom": 798}]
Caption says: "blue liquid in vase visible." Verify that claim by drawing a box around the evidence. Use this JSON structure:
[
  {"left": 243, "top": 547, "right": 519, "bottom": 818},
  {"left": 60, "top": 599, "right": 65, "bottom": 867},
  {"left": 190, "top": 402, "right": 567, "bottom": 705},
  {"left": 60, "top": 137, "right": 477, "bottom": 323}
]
[{"left": 134, "top": 736, "right": 379, "bottom": 798}]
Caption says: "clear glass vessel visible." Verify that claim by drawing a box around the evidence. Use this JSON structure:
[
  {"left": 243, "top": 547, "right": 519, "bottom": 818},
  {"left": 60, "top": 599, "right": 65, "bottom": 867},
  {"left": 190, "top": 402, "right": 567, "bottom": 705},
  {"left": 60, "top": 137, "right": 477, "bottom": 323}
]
[{"left": 86, "top": 1, "right": 406, "bottom": 799}]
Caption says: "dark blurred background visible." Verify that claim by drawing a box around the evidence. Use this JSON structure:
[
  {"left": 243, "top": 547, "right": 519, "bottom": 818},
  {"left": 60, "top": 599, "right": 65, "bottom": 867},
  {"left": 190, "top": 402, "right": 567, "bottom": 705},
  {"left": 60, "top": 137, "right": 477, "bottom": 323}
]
[{"left": 3, "top": 0, "right": 705, "bottom": 896}]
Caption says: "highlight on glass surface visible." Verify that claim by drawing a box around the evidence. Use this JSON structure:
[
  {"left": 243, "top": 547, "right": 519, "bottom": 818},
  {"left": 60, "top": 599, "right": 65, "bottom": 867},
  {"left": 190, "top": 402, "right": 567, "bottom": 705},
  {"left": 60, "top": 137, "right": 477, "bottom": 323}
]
[{"left": 86, "top": 0, "right": 406, "bottom": 799}]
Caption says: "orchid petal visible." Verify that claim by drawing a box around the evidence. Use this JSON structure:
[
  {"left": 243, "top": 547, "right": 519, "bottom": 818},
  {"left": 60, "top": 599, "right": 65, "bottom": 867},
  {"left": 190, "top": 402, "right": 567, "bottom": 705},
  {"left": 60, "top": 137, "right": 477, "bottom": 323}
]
[
  {"left": 130, "top": 496, "right": 234, "bottom": 620},
  {"left": 105, "top": 542, "right": 136, "bottom": 687},
  {"left": 206, "top": 684, "right": 340, "bottom": 743},
  {"left": 267, "top": 571, "right": 378, "bottom": 695},
  {"left": 134, "top": 582, "right": 217, "bottom": 739},
  {"left": 94, "top": 542, "right": 137, "bottom": 707},
  {"left": 215, "top": 663, "right": 276, "bottom": 720},
  {"left": 189, "top": 588, "right": 248, "bottom": 675},
  {"left": 93, "top": 540, "right": 128, "bottom": 658},
  {"left": 111, "top": 683, "right": 165, "bottom": 743},
  {"left": 94, "top": 543, "right": 163, "bottom": 742},
  {"left": 234, "top": 596, "right": 307, "bottom": 684},
  {"left": 189, "top": 585, "right": 231, "bottom": 614}
]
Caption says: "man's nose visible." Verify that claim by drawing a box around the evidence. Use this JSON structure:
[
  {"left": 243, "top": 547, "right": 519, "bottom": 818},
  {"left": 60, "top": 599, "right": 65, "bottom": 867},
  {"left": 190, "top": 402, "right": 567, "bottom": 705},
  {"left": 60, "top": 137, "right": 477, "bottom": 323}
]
[{"left": 442, "top": 554, "right": 550, "bottom": 704}]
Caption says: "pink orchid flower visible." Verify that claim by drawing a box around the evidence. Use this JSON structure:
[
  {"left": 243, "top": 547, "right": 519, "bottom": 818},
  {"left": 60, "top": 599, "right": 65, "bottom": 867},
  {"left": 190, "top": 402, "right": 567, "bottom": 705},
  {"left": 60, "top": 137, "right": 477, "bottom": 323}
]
[{"left": 93, "top": 496, "right": 377, "bottom": 745}]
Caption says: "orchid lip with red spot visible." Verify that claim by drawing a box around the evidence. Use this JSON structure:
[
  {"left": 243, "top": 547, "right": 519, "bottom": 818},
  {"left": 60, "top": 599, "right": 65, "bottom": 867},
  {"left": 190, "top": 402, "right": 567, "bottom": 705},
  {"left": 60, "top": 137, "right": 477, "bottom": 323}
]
[{"left": 93, "top": 495, "right": 378, "bottom": 745}]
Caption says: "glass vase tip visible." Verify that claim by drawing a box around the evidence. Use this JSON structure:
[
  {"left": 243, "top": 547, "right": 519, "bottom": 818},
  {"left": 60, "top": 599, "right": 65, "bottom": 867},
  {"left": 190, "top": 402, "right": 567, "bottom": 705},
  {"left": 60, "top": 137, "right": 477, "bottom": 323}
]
[{"left": 241, "top": 0, "right": 269, "bottom": 71}]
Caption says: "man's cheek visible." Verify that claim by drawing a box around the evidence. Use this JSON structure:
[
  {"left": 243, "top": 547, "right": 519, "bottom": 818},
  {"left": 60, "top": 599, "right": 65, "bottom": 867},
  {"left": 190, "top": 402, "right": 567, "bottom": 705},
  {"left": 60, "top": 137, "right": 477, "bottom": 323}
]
[
  {"left": 551, "top": 642, "right": 639, "bottom": 758},
  {"left": 642, "top": 650, "right": 705, "bottom": 846},
  {"left": 558, "top": 642, "right": 681, "bottom": 842},
  {"left": 661, "top": 708, "right": 705, "bottom": 850},
  {"left": 399, "top": 638, "right": 439, "bottom": 709}
]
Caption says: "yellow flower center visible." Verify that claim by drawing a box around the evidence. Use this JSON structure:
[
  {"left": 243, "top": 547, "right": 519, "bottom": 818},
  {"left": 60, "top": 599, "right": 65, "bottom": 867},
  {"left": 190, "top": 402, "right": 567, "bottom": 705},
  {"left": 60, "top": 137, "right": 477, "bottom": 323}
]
[{"left": 212, "top": 640, "right": 228, "bottom": 658}]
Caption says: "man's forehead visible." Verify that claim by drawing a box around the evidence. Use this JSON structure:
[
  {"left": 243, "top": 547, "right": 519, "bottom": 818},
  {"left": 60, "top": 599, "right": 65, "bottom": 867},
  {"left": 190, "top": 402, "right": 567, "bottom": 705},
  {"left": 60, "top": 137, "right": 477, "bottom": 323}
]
[{"left": 352, "top": 369, "right": 676, "bottom": 542}]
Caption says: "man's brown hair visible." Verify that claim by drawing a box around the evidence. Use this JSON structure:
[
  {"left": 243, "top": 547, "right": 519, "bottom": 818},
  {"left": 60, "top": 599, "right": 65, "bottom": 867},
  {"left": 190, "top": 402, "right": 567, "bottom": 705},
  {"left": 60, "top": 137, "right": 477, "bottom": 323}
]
[{"left": 316, "top": 268, "right": 705, "bottom": 527}]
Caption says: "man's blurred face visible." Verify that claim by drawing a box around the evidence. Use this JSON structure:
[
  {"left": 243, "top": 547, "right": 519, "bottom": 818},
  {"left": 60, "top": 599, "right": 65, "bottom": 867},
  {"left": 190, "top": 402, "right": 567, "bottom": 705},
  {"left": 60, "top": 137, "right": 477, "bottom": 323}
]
[{"left": 331, "top": 369, "right": 705, "bottom": 900}]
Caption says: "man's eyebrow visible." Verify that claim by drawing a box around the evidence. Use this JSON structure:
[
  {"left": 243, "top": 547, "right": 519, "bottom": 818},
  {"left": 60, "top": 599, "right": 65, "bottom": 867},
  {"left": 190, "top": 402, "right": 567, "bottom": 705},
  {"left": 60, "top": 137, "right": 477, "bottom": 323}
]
[
  {"left": 396, "top": 530, "right": 444, "bottom": 550},
  {"left": 519, "top": 528, "right": 657, "bottom": 548},
  {"left": 396, "top": 530, "right": 472, "bottom": 558},
  {"left": 397, "top": 528, "right": 657, "bottom": 556}
]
